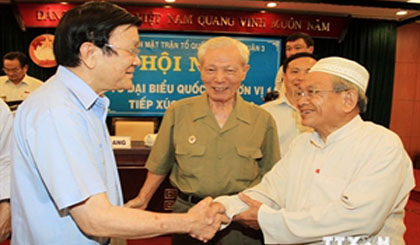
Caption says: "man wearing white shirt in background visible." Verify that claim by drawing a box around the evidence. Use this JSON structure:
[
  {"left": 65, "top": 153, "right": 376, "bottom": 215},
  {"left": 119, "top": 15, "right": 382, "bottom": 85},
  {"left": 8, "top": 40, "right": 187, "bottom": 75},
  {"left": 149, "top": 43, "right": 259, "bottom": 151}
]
[
  {"left": 262, "top": 53, "right": 317, "bottom": 156},
  {"left": 0, "top": 99, "right": 12, "bottom": 241},
  {"left": 216, "top": 57, "right": 415, "bottom": 244},
  {"left": 0, "top": 51, "right": 43, "bottom": 102}
]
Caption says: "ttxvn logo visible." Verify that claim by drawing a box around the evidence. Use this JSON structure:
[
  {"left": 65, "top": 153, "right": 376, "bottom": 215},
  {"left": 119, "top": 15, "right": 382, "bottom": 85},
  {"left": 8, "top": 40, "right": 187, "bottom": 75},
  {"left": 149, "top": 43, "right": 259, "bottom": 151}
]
[{"left": 323, "top": 236, "right": 390, "bottom": 245}]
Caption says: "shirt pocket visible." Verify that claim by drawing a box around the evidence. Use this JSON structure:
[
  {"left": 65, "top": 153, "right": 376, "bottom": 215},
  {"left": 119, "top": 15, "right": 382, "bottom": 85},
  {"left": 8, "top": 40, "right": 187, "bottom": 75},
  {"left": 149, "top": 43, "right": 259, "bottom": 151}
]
[
  {"left": 236, "top": 145, "right": 263, "bottom": 160},
  {"left": 174, "top": 144, "right": 206, "bottom": 176},
  {"left": 175, "top": 144, "right": 206, "bottom": 157},
  {"left": 235, "top": 145, "right": 262, "bottom": 181}
]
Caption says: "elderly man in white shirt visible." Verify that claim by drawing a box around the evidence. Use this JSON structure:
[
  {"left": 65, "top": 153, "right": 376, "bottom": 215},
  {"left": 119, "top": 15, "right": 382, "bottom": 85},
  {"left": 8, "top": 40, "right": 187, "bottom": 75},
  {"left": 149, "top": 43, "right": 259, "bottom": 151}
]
[
  {"left": 216, "top": 57, "right": 415, "bottom": 244},
  {"left": 0, "top": 51, "right": 43, "bottom": 102},
  {"left": 0, "top": 100, "right": 12, "bottom": 241}
]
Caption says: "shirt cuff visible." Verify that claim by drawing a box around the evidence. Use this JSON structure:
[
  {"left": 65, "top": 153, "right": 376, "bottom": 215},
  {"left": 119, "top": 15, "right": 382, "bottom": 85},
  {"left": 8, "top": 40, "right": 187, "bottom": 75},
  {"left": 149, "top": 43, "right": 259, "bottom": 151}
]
[{"left": 214, "top": 195, "right": 249, "bottom": 230}]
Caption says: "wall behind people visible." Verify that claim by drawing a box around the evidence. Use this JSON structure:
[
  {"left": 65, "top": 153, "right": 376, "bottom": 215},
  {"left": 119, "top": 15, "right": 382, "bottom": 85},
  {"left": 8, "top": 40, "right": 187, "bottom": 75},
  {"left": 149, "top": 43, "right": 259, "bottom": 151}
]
[
  {"left": 390, "top": 22, "right": 420, "bottom": 159},
  {"left": 1, "top": 2, "right": 398, "bottom": 128},
  {"left": 312, "top": 19, "right": 397, "bottom": 128},
  {"left": 0, "top": 5, "right": 56, "bottom": 81}
]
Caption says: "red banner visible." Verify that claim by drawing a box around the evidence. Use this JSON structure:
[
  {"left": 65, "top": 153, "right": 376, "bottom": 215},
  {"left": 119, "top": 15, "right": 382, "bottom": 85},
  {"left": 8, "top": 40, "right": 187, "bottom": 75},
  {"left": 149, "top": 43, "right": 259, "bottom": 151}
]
[{"left": 17, "top": 3, "right": 348, "bottom": 38}]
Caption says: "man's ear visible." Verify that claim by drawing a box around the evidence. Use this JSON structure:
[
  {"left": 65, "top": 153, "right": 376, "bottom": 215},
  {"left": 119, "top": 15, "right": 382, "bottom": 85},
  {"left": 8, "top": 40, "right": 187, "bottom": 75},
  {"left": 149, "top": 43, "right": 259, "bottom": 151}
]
[
  {"left": 241, "top": 64, "right": 250, "bottom": 81},
  {"left": 342, "top": 89, "right": 358, "bottom": 112},
  {"left": 79, "top": 42, "right": 98, "bottom": 69},
  {"left": 22, "top": 64, "right": 29, "bottom": 74},
  {"left": 243, "top": 64, "right": 250, "bottom": 73},
  {"left": 308, "top": 46, "right": 314, "bottom": 53}
]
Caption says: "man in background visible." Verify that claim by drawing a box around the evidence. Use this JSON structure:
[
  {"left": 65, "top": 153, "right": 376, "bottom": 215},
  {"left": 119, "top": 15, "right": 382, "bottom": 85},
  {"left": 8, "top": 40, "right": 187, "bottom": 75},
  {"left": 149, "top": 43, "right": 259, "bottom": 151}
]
[
  {"left": 0, "top": 99, "right": 12, "bottom": 242},
  {"left": 11, "top": 2, "right": 226, "bottom": 244},
  {"left": 216, "top": 57, "right": 415, "bottom": 244},
  {"left": 274, "top": 32, "right": 314, "bottom": 92},
  {"left": 262, "top": 53, "right": 317, "bottom": 156},
  {"left": 0, "top": 51, "right": 43, "bottom": 102},
  {"left": 262, "top": 33, "right": 315, "bottom": 156}
]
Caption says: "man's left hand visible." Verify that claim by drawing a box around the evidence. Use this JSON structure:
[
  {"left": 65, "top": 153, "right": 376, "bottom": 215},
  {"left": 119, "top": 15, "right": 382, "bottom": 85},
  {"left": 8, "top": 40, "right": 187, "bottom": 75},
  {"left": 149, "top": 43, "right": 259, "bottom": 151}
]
[{"left": 232, "top": 193, "right": 262, "bottom": 230}]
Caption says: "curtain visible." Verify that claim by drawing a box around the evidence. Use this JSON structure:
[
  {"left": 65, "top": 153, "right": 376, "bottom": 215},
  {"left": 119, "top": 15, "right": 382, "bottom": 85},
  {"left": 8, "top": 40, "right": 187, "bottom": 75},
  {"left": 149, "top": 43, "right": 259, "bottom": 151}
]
[{"left": 314, "top": 19, "right": 397, "bottom": 127}]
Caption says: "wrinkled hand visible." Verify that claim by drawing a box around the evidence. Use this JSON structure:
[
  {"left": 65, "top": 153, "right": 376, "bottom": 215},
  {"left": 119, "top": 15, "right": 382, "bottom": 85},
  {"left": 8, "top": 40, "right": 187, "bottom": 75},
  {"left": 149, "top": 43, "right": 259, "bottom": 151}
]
[
  {"left": 232, "top": 193, "right": 262, "bottom": 230},
  {"left": 0, "top": 202, "right": 11, "bottom": 242},
  {"left": 187, "top": 197, "right": 229, "bottom": 243},
  {"left": 124, "top": 196, "right": 148, "bottom": 210}
]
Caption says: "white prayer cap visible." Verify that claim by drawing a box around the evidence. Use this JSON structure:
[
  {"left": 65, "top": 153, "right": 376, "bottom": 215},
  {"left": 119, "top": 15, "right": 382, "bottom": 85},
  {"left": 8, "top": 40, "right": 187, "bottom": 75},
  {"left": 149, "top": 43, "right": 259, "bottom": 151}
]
[{"left": 309, "top": 57, "right": 370, "bottom": 93}]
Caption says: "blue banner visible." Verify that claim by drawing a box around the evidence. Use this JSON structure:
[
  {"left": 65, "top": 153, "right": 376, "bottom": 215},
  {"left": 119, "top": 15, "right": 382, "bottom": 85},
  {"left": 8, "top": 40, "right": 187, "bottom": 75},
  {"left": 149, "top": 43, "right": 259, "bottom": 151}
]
[{"left": 106, "top": 34, "right": 281, "bottom": 116}]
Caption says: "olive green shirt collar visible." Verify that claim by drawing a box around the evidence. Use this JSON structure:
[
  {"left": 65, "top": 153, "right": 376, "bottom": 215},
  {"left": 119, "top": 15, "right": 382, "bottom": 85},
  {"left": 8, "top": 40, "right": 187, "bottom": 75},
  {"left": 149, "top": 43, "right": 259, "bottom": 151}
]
[{"left": 191, "top": 92, "right": 251, "bottom": 125}]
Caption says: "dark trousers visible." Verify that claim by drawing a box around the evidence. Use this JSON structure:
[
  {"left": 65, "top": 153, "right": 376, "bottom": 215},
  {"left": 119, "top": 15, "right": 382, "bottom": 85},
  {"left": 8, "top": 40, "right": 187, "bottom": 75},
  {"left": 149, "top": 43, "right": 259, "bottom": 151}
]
[{"left": 171, "top": 196, "right": 264, "bottom": 245}]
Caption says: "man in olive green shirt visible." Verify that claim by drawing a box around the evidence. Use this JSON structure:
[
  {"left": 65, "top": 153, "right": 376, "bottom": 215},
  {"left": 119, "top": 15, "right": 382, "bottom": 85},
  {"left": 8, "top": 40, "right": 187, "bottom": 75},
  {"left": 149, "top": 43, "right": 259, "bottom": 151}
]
[{"left": 126, "top": 37, "right": 280, "bottom": 244}]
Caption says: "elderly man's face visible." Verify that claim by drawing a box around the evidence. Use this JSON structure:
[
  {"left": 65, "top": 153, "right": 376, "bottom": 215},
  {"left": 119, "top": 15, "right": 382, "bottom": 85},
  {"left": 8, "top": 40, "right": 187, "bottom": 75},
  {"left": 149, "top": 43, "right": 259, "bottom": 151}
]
[
  {"left": 297, "top": 72, "right": 344, "bottom": 133},
  {"left": 200, "top": 46, "right": 249, "bottom": 104},
  {"left": 3, "top": 59, "right": 27, "bottom": 84},
  {"left": 93, "top": 24, "right": 140, "bottom": 94},
  {"left": 284, "top": 57, "right": 317, "bottom": 100},
  {"left": 285, "top": 38, "right": 313, "bottom": 58}
]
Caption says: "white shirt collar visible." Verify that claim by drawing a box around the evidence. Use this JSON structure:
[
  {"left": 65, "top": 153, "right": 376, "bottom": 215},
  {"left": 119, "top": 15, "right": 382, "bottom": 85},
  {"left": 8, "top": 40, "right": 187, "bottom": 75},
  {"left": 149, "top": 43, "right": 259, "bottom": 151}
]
[{"left": 309, "top": 115, "right": 363, "bottom": 148}]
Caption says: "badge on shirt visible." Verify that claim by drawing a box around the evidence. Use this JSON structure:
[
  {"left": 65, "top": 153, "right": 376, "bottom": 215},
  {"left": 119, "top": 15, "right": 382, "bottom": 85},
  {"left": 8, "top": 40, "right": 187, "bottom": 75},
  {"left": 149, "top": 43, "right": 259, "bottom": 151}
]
[{"left": 188, "top": 135, "right": 196, "bottom": 144}]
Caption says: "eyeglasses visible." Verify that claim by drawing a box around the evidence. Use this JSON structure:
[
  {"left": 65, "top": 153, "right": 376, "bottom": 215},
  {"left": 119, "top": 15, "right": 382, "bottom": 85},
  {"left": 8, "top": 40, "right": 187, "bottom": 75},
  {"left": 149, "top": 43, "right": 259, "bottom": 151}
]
[
  {"left": 294, "top": 88, "right": 341, "bottom": 99},
  {"left": 104, "top": 44, "right": 140, "bottom": 57}
]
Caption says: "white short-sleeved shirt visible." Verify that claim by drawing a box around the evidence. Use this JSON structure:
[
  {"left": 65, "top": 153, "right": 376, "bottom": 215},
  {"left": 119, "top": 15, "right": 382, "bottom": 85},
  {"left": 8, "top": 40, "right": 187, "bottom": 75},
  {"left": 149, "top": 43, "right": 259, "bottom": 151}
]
[
  {"left": 0, "top": 74, "right": 43, "bottom": 102},
  {"left": 261, "top": 96, "right": 312, "bottom": 156}
]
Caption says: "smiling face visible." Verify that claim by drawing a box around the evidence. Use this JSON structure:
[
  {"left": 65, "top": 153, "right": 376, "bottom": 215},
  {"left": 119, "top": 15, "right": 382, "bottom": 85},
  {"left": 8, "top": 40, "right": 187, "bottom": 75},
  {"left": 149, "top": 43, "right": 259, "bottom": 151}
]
[
  {"left": 200, "top": 45, "right": 249, "bottom": 105},
  {"left": 285, "top": 38, "right": 314, "bottom": 58},
  {"left": 297, "top": 72, "right": 346, "bottom": 137},
  {"left": 284, "top": 56, "right": 317, "bottom": 103},
  {"left": 93, "top": 24, "right": 140, "bottom": 94}
]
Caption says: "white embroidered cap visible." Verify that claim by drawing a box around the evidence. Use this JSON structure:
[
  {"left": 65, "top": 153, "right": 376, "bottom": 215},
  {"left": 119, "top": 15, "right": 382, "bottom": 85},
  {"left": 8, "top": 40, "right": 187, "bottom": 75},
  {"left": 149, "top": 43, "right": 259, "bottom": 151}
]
[{"left": 309, "top": 57, "right": 370, "bottom": 93}]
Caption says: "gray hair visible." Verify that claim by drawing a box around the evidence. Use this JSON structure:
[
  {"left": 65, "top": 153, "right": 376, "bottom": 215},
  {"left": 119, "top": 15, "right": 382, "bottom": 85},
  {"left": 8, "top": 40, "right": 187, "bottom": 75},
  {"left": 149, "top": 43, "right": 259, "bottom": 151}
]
[
  {"left": 198, "top": 37, "right": 250, "bottom": 65},
  {"left": 333, "top": 76, "right": 368, "bottom": 113}
]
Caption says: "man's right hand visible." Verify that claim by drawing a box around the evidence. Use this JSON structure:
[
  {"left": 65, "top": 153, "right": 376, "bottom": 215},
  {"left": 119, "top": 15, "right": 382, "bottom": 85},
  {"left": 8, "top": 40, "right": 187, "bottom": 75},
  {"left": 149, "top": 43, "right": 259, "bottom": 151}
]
[
  {"left": 186, "top": 197, "right": 229, "bottom": 243},
  {"left": 0, "top": 201, "right": 11, "bottom": 242},
  {"left": 124, "top": 196, "right": 148, "bottom": 210},
  {"left": 125, "top": 172, "right": 166, "bottom": 210}
]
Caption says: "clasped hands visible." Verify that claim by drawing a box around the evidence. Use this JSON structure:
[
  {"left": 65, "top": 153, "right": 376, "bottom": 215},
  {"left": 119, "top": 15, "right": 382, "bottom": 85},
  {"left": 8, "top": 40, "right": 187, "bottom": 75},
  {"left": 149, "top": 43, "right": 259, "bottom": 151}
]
[
  {"left": 124, "top": 195, "right": 228, "bottom": 242},
  {"left": 125, "top": 192, "right": 262, "bottom": 243},
  {"left": 189, "top": 192, "right": 263, "bottom": 242},
  {"left": 186, "top": 197, "right": 228, "bottom": 243},
  {"left": 232, "top": 192, "right": 262, "bottom": 230}
]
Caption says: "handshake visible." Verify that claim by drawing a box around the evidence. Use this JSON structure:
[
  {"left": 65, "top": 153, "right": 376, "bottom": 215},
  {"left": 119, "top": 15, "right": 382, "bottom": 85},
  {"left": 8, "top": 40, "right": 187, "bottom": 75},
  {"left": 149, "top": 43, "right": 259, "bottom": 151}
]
[
  {"left": 179, "top": 193, "right": 263, "bottom": 242},
  {"left": 184, "top": 197, "right": 229, "bottom": 243},
  {"left": 126, "top": 192, "right": 262, "bottom": 243}
]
